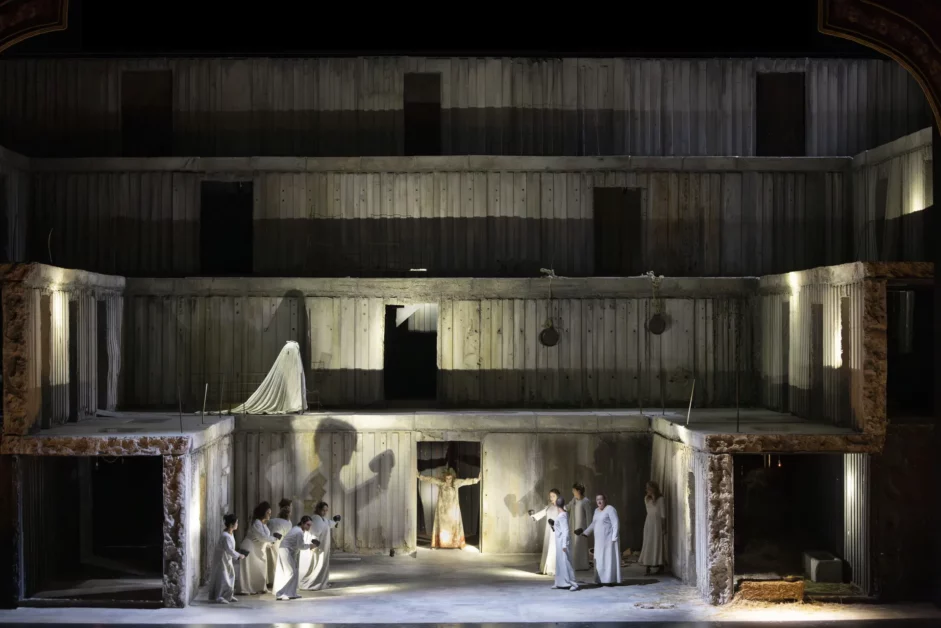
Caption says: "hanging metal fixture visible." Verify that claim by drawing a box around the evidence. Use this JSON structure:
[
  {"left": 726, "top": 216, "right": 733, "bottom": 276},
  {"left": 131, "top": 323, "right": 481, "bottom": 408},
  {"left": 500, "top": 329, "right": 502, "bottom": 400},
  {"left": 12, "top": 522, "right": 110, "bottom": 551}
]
[
  {"left": 539, "top": 267, "right": 561, "bottom": 347},
  {"left": 645, "top": 271, "right": 667, "bottom": 335}
]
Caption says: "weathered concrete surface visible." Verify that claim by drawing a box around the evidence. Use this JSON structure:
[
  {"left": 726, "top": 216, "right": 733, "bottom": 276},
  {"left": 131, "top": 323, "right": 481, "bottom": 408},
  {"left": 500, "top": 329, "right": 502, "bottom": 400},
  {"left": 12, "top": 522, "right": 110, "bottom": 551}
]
[
  {"left": 2, "top": 282, "right": 39, "bottom": 436},
  {"left": 163, "top": 455, "right": 188, "bottom": 608},
  {"left": 861, "top": 278, "right": 888, "bottom": 438},
  {"left": 758, "top": 261, "right": 934, "bottom": 294},
  {"left": 702, "top": 453, "right": 734, "bottom": 606},
  {"left": 702, "top": 432, "right": 882, "bottom": 454},
  {"left": 1, "top": 435, "right": 190, "bottom": 456},
  {"left": 0, "top": 263, "right": 124, "bottom": 293}
]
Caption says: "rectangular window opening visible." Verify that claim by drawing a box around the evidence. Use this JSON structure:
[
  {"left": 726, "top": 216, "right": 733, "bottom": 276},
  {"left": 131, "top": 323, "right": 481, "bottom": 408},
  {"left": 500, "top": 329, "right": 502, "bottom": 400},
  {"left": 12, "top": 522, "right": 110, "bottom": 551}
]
[
  {"left": 199, "top": 181, "right": 254, "bottom": 275},
  {"left": 121, "top": 70, "right": 173, "bottom": 157},
  {"left": 383, "top": 304, "right": 437, "bottom": 402},
  {"left": 756, "top": 72, "right": 806, "bottom": 157},
  {"left": 593, "top": 187, "right": 643, "bottom": 276},
  {"left": 404, "top": 73, "right": 442, "bottom": 156}
]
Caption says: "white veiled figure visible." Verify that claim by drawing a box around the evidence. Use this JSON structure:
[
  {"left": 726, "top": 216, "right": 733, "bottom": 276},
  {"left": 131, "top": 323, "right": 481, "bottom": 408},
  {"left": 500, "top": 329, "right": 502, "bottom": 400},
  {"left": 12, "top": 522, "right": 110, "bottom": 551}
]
[
  {"left": 299, "top": 514, "right": 338, "bottom": 590},
  {"left": 231, "top": 340, "right": 308, "bottom": 414}
]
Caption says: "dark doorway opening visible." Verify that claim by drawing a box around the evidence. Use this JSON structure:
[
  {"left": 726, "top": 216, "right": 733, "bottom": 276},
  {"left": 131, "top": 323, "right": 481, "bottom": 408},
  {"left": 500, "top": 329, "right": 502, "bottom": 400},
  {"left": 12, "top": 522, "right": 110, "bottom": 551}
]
[
  {"left": 383, "top": 304, "right": 437, "bottom": 403},
  {"left": 417, "top": 441, "right": 481, "bottom": 550},
  {"left": 404, "top": 73, "right": 442, "bottom": 156},
  {"left": 200, "top": 181, "right": 254, "bottom": 275},
  {"left": 887, "top": 287, "right": 934, "bottom": 419},
  {"left": 68, "top": 300, "right": 79, "bottom": 422},
  {"left": 20, "top": 455, "right": 164, "bottom": 606},
  {"left": 733, "top": 453, "right": 856, "bottom": 592},
  {"left": 756, "top": 72, "right": 806, "bottom": 157},
  {"left": 593, "top": 187, "right": 642, "bottom": 276},
  {"left": 121, "top": 70, "right": 173, "bottom": 157}
]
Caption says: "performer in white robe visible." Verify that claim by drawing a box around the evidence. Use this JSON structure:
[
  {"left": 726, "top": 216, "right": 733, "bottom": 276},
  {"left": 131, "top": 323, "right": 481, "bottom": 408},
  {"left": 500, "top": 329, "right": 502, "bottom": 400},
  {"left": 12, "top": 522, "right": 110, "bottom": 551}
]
[
  {"left": 266, "top": 499, "right": 294, "bottom": 589},
  {"left": 207, "top": 514, "right": 245, "bottom": 604},
  {"left": 529, "top": 488, "right": 562, "bottom": 575},
  {"left": 237, "top": 502, "right": 278, "bottom": 595},
  {"left": 550, "top": 497, "right": 580, "bottom": 591},
  {"left": 567, "top": 482, "right": 593, "bottom": 571},
  {"left": 274, "top": 516, "right": 320, "bottom": 601},
  {"left": 417, "top": 468, "right": 481, "bottom": 549},
  {"left": 576, "top": 494, "right": 622, "bottom": 585},
  {"left": 639, "top": 481, "right": 667, "bottom": 575},
  {"left": 300, "top": 501, "right": 342, "bottom": 590}
]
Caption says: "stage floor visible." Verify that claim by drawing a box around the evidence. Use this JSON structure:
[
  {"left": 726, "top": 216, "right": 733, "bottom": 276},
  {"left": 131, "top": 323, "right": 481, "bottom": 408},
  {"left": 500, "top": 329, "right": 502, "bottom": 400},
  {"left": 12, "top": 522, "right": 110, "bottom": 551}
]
[{"left": 1, "top": 550, "right": 940, "bottom": 624}]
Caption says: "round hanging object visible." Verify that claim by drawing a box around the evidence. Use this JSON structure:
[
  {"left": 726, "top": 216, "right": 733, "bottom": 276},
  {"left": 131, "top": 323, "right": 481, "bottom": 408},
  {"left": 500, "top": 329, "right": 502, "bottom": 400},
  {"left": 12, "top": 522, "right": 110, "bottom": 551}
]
[
  {"left": 539, "top": 325, "right": 560, "bottom": 347},
  {"left": 648, "top": 313, "right": 667, "bottom": 335}
]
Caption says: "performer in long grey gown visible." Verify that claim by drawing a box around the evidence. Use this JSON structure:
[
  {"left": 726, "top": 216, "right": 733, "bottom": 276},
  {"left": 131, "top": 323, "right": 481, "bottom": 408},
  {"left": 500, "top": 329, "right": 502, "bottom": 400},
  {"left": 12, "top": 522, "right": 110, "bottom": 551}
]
[
  {"left": 639, "top": 481, "right": 667, "bottom": 575},
  {"left": 300, "top": 501, "right": 342, "bottom": 590},
  {"left": 567, "top": 482, "right": 593, "bottom": 571},
  {"left": 266, "top": 499, "right": 293, "bottom": 588},
  {"left": 529, "top": 488, "right": 562, "bottom": 575},
  {"left": 274, "top": 516, "right": 320, "bottom": 601},
  {"left": 237, "top": 502, "right": 278, "bottom": 595},
  {"left": 575, "top": 493, "right": 622, "bottom": 585},
  {"left": 208, "top": 514, "right": 245, "bottom": 604},
  {"left": 550, "top": 497, "right": 580, "bottom": 591}
]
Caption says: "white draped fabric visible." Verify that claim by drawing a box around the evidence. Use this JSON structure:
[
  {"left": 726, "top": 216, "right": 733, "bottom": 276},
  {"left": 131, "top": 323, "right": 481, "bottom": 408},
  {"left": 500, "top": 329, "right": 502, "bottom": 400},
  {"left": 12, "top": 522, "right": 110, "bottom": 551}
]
[
  {"left": 553, "top": 512, "right": 579, "bottom": 589},
  {"left": 266, "top": 517, "right": 293, "bottom": 586},
  {"left": 639, "top": 496, "right": 666, "bottom": 566},
  {"left": 531, "top": 504, "right": 561, "bottom": 575},
  {"left": 300, "top": 515, "right": 338, "bottom": 590},
  {"left": 231, "top": 340, "right": 308, "bottom": 414},
  {"left": 274, "top": 525, "right": 317, "bottom": 599},
  {"left": 566, "top": 497, "right": 593, "bottom": 570},
  {"left": 584, "top": 505, "right": 622, "bottom": 584},
  {"left": 237, "top": 519, "right": 277, "bottom": 594},
  {"left": 207, "top": 531, "right": 242, "bottom": 603}
]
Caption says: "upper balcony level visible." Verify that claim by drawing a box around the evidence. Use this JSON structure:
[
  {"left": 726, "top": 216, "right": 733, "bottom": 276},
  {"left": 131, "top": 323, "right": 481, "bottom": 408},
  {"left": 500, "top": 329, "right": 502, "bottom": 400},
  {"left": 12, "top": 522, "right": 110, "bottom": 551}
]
[{"left": 0, "top": 56, "right": 931, "bottom": 158}]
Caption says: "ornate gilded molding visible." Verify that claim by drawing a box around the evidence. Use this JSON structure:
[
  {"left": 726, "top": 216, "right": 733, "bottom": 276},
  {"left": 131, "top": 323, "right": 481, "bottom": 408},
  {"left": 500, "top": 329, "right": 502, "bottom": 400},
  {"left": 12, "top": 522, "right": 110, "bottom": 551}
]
[
  {"left": 0, "top": 0, "right": 68, "bottom": 55},
  {"left": 819, "top": 0, "right": 941, "bottom": 128}
]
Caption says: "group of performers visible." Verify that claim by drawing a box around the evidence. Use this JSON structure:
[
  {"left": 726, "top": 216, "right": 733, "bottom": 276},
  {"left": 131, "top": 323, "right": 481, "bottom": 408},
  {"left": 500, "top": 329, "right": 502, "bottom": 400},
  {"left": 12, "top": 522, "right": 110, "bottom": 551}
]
[
  {"left": 207, "top": 498, "right": 341, "bottom": 603},
  {"left": 207, "top": 469, "right": 667, "bottom": 603}
]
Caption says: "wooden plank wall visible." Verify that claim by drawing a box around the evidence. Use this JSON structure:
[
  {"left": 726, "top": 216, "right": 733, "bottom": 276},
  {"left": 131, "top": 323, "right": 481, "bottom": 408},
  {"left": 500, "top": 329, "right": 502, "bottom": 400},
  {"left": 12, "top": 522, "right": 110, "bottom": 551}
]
[
  {"left": 0, "top": 145, "right": 28, "bottom": 261},
  {"left": 187, "top": 435, "right": 233, "bottom": 588},
  {"left": 29, "top": 165, "right": 848, "bottom": 278},
  {"left": 0, "top": 57, "right": 928, "bottom": 158},
  {"left": 759, "top": 275, "right": 865, "bottom": 429},
  {"left": 650, "top": 434, "right": 695, "bottom": 584},
  {"left": 233, "top": 427, "right": 414, "bottom": 554},
  {"left": 851, "top": 127, "right": 933, "bottom": 262},
  {"left": 122, "top": 294, "right": 753, "bottom": 411}
]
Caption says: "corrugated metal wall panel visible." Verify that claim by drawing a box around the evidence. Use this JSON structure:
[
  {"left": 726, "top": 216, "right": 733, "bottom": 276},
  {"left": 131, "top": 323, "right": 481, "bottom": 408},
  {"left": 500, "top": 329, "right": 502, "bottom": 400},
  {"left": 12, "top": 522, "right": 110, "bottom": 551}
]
[
  {"left": 42, "top": 290, "right": 69, "bottom": 427},
  {"left": 650, "top": 434, "right": 695, "bottom": 584},
  {"left": 0, "top": 150, "right": 29, "bottom": 261},
  {"left": 844, "top": 452, "right": 871, "bottom": 594},
  {"left": 104, "top": 294, "right": 124, "bottom": 410},
  {"left": 759, "top": 278, "right": 865, "bottom": 429},
  {"left": 123, "top": 294, "right": 753, "bottom": 410},
  {"left": 0, "top": 57, "right": 928, "bottom": 157},
  {"left": 30, "top": 167, "right": 848, "bottom": 278},
  {"left": 188, "top": 435, "right": 233, "bottom": 589},
  {"left": 75, "top": 293, "right": 97, "bottom": 418},
  {"left": 852, "top": 128, "right": 932, "bottom": 262}
]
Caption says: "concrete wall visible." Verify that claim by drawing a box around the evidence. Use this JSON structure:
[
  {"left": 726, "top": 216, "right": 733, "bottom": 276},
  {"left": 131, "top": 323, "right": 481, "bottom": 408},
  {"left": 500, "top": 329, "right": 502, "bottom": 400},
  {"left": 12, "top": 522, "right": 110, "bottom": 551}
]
[
  {"left": 851, "top": 127, "right": 933, "bottom": 262},
  {"left": 28, "top": 157, "right": 849, "bottom": 278},
  {"left": 187, "top": 434, "right": 233, "bottom": 592},
  {"left": 232, "top": 414, "right": 649, "bottom": 555},
  {"left": 1, "top": 264, "right": 125, "bottom": 435},
  {"left": 0, "top": 144, "right": 28, "bottom": 262},
  {"left": 0, "top": 57, "right": 928, "bottom": 157},
  {"left": 650, "top": 433, "right": 695, "bottom": 584},
  {"left": 120, "top": 277, "right": 755, "bottom": 410}
]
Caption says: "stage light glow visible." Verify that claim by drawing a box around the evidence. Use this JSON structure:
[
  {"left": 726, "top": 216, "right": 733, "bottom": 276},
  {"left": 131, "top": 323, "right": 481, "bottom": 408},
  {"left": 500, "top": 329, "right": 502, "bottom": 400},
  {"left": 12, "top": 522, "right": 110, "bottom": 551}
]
[{"left": 787, "top": 272, "right": 801, "bottom": 296}]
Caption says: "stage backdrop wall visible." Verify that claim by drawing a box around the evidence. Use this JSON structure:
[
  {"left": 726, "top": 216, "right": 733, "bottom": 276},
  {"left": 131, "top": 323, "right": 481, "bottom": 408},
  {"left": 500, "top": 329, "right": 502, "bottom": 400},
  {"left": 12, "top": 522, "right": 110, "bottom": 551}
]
[{"left": 232, "top": 417, "right": 650, "bottom": 555}]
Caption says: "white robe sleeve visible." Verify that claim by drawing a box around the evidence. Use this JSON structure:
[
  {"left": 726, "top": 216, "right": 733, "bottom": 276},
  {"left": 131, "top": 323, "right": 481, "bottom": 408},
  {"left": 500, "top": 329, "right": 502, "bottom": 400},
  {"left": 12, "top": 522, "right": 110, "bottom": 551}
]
[
  {"left": 223, "top": 532, "right": 242, "bottom": 560},
  {"left": 531, "top": 506, "right": 549, "bottom": 522},
  {"left": 607, "top": 507, "right": 620, "bottom": 542},
  {"left": 251, "top": 519, "right": 277, "bottom": 544},
  {"left": 583, "top": 510, "right": 597, "bottom": 536},
  {"left": 556, "top": 515, "right": 571, "bottom": 550}
]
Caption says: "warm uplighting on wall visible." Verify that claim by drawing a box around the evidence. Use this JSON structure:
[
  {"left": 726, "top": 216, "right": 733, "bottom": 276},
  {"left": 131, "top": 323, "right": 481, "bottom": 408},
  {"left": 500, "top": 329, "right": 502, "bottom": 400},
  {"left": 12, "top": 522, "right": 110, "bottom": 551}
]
[
  {"left": 787, "top": 272, "right": 801, "bottom": 297},
  {"left": 832, "top": 320, "right": 843, "bottom": 369}
]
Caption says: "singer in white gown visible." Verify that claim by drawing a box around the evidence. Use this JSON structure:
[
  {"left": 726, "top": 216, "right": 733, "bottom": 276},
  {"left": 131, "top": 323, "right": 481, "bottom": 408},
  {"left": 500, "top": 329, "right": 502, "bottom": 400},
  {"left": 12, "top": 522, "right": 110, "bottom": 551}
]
[
  {"left": 266, "top": 499, "right": 294, "bottom": 588},
  {"left": 580, "top": 494, "right": 622, "bottom": 585},
  {"left": 300, "top": 502, "right": 341, "bottom": 590},
  {"left": 207, "top": 514, "right": 244, "bottom": 603},
  {"left": 237, "top": 502, "right": 277, "bottom": 595},
  {"left": 530, "top": 489, "right": 562, "bottom": 575},
  {"left": 639, "top": 481, "right": 667, "bottom": 574},
  {"left": 567, "top": 482, "right": 593, "bottom": 571},
  {"left": 274, "top": 517, "right": 319, "bottom": 600},
  {"left": 551, "top": 498, "right": 580, "bottom": 591}
]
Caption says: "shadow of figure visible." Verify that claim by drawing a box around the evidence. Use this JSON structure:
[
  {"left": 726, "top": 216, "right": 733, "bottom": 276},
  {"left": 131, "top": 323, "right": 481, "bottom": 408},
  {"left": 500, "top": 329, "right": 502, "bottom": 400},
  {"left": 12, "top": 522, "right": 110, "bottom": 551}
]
[{"left": 294, "top": 418, "right": 396, "bottom": 552}]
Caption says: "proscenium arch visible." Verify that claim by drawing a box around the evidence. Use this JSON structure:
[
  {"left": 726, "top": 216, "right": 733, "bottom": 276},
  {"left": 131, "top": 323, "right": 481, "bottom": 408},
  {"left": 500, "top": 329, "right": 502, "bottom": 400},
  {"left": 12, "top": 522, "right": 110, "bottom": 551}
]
[{"left": 0, "top": 0, "right": 69, "bottom": 56}]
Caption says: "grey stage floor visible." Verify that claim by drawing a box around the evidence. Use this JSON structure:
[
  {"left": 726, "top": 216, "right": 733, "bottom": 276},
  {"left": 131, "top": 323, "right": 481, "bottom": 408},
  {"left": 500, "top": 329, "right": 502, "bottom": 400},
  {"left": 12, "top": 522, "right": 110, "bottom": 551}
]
[{"left": 1, "top": 550, "right": 940, "bottom": 624}]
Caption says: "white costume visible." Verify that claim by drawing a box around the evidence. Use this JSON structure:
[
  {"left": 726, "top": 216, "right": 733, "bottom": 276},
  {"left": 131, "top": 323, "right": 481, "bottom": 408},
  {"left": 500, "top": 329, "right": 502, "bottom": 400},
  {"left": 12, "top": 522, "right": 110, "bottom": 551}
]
[
  {"left": 231, "top": 340, "right": 308, "bottom": 414},
  {"left": 639, "top": 495, "right": 666, "bottom": 566},
  {"left": 531, "top": 503, "right": 561, "bottom": 575},
  {"left": 552, "top": 512, "right": 579, "bottom": 590},
  {"left": 237, "top": 519, "right": 277, "bottom": 594},
  {"left": 274, "top": 525, "right": 317, "bottom": 599},
  {"left": 300, "top": 514, "right": 339, "bottom": 590},
  {"left": 207, "top": 531, "right": 242, "bottom": 603},
  {"left": 583, "top": 505, "right": 622, "bottom": 584},
  {"left": 266, "top": 516, "right": 293, "bottom": 586},
  {"left": 567, "top": 496, "right": 593, "bottom": 570}
]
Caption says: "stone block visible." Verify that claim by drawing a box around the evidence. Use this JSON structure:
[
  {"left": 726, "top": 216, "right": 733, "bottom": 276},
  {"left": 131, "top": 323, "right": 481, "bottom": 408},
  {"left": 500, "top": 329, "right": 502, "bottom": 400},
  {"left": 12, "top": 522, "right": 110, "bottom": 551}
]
[
  {"left": 737, "top": 578, "right": 805, "bottom": 602},
  {"left": 803, "top": 550, "right": 843, "bottom": 583}
]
